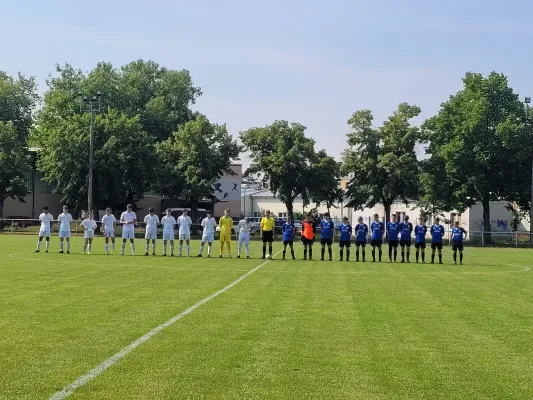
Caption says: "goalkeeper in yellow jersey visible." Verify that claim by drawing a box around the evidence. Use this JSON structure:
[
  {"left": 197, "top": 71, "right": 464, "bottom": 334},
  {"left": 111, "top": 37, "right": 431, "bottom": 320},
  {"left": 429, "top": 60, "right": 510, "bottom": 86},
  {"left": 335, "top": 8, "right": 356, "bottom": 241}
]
[{"left": 218, "top": 208, "right": 233, "bottom": 258}]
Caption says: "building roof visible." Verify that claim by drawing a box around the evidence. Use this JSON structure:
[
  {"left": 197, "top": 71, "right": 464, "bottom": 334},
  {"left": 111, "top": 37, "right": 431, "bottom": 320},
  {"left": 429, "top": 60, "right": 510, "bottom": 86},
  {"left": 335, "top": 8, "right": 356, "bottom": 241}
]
[{"left": 241, "top": 189, "right": 272, "bottom": 198}]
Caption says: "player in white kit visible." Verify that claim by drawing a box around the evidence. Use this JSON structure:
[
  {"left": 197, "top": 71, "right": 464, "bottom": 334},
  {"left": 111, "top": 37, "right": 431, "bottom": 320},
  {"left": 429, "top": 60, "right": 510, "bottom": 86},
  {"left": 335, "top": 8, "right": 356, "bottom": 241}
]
[
  {"left": 120, "top": 204, "right": 137, "bottom": 256},
  {"left": 57, "top": 205, "right": 73, "bottom": 254},
  {"left": 36, "top": 206, "right": 53, "bottom": 253},
  {"left": 198, "top": 211, "right": 216, "bottom": 257},
  {"left": 144, "top": 207, "right": 160, "bottom": 256},
  {"left": 177, "top": 210, "right": 193, "bottom": 256},
  {"left": 161, "top": 209, "right": 177, "bottom": 256},
  {"left": 101, "top": 208, "right": 117, "bottom": 255},
  {"left": 237, "top": 216, "right": 253, "bottom": 258},
  {"left": 81, "top": 212, "right": 97, "bottom": 254}
]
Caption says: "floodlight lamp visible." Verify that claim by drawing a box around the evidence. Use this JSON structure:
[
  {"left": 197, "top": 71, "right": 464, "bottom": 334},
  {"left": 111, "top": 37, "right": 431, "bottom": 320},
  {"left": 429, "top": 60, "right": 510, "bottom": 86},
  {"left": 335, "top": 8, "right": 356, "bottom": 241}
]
[
  {"left": 96, "top": 91, "right": 102, "bottom": 97},
  {"left": 525, "top": 97, "right": 531, "bottom": 104}
]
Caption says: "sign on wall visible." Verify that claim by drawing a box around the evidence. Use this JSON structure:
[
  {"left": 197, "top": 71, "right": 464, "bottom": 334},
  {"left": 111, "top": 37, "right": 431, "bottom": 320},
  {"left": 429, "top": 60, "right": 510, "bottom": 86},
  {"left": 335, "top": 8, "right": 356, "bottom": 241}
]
[{"left": 213, "top": 179, "right": 241, "bottom": 202}]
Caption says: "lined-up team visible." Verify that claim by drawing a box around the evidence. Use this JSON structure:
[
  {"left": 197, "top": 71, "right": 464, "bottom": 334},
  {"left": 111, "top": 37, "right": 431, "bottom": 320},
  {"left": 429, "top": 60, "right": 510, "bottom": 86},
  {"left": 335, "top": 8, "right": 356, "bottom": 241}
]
[{"left": 33, "top": 206, "right": 468, "bottom": 264}]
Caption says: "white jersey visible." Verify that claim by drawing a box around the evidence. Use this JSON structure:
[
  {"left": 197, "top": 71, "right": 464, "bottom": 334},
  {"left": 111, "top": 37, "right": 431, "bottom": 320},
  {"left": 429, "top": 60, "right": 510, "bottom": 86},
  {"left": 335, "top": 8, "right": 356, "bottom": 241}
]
[
  {"left": 101, "top": 214, "right": 116, "bottom": 231},
  {"left": 238, "top": 220, "right": 253, "bottom": 233},
  {"left": 177, "top": 215, "right": 192, "bottom": 234},
  {"left": 57, "top": 213, "right": 72, "bottom": 232},
  {"left": 144, "top": 214, "right": 160, "bottom": 231},
  {"left": 201, "top": 217, "right": 216, "bottom": 234},
  {"left": 39, "top": 213, "right": 54, "bottom": 230},
  {"left": 120, "top": 211, "right": 137, "bottom": 225},
  {"left": 161, "top": 215, "right": 176, "bottom": 231},
  {"left": 81, "top": 219, "right": 97, "bottom": 232}
]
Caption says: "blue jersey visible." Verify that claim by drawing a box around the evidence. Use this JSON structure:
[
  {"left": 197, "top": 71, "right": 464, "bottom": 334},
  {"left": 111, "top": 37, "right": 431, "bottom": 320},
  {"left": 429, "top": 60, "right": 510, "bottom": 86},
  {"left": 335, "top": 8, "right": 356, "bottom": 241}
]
[
  {"left": 451, "top": 227, "right": 466, "bottom": 241},
  {"left": 414, "top": 225, "right": 427, "bottom": 243},
  {"left": 371, "top": 221, "right": 384, "bottom": 240},
  {"left": 430, "top": 224, "right": 445, "bottom": 243},
  {"left": 282, "top": 222, "right": 294, "bottom": 241},
  {"left": 320, "top": 219, "right": 334, "bottom": 239},
  {"left": 399, "top": 222, "right": 413, "bottom": 241},
  {"left": 339, "top": 223, "right": 352, "bottom": 241},
  {"left": 387, "top": 221, "right": 400, "bottom": 241},
  {"left": 355, "top": 223, "right": 369, "bottom": 242}
]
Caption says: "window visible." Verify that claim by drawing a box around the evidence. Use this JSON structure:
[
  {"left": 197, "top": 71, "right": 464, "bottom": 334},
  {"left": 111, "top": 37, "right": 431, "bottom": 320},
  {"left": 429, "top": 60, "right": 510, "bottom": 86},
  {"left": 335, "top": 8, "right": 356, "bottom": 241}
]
[
  {"left": 450, "top": 213, "right": 461, "bottom": 225},
  {"left": 278, "top": 212, "right": 287, "bottom": 218},
  {"left": 253, "top": 212, "right": 261, "bottom": 217}
]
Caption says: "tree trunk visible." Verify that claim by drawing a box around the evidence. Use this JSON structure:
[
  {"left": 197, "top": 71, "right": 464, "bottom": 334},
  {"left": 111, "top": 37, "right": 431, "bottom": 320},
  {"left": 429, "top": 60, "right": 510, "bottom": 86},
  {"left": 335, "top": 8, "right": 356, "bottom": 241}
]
[
  {"left": 482, "top": 195, "right": 492, "bottom": 244},
  {"left": 383, "top": 200, "right": 392, "bottom": 223},
  {"left": 285, "top": 201, "right": 294, "bottom": 221}
]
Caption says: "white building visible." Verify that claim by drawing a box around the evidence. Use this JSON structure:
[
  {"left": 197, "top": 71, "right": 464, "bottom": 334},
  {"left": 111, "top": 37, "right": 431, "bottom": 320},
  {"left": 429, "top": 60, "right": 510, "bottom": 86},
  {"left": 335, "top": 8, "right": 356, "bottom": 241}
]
[{"left": 241, "top": 188, "right": 351, "bottom": 220}]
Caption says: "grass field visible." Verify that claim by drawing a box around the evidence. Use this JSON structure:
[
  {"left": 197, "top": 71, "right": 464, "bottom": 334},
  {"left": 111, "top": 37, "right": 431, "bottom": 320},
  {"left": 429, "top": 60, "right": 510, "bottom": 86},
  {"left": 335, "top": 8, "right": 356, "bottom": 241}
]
[{"left": 1, "top": 235, "right": 533, "bottom": 400}]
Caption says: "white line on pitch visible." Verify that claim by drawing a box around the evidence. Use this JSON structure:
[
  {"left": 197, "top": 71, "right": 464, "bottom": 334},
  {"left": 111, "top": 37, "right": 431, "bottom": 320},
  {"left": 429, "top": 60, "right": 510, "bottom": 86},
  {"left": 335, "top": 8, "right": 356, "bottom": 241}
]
[{"left": 48, "top": 250, "right": 283, "bottom": 400}]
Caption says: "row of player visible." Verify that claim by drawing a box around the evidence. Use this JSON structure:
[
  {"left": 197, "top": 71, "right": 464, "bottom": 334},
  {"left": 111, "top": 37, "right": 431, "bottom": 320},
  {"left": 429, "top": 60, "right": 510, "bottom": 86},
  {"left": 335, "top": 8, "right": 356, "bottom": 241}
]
[{"left": 33, "top": 206, "right": 468, "bottom": 264}]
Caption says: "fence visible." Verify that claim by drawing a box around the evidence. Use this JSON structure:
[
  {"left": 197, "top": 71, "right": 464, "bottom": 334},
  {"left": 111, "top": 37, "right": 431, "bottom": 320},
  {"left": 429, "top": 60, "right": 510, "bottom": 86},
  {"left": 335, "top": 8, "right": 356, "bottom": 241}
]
[{"left": 1, "top": 218, "right": 533, "bottom": 247}]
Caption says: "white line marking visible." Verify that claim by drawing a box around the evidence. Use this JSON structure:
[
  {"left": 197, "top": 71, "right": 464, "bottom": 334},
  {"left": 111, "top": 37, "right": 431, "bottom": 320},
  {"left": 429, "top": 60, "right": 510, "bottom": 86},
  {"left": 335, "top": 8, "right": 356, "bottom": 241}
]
[{"left": 48, "top": 250, "right": 282, "bottom": 400}]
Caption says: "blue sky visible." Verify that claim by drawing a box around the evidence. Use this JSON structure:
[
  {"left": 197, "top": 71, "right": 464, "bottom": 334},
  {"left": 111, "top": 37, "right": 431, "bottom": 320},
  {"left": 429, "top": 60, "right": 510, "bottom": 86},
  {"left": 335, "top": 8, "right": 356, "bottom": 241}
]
[{"left": 2, "top": 0, "right": 533, "bottom": 168}]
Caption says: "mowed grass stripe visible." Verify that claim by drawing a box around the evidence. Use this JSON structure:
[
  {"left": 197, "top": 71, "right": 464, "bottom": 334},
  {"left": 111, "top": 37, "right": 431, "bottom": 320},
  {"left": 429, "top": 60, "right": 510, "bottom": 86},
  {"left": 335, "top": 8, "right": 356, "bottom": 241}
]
[
  {"left": 1, "top": 236, "right": 533, "bottom": 399},
  {"left": 0, "top": 236, "right": 270, "bottom": 399},
  {"left": 65, "top": 250, "right": 533, "bottom": 399}
]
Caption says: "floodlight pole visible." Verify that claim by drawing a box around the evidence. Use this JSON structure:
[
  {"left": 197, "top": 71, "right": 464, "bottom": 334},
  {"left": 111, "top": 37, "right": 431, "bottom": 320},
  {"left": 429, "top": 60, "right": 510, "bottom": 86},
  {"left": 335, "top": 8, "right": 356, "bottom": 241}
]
[
  {"left": 526, "top": 97, "right": 533, "bottom": 238},
  {"left": 79, "top": 92, "right": 102, "bottom": 216}
]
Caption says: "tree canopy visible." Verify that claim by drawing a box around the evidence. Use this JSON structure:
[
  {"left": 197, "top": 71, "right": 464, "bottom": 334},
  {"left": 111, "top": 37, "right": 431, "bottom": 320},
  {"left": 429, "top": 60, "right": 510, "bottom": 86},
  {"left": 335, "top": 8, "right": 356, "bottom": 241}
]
[
  {"left": 310, "top": 150, "right": 344, "bottom": 212},
  {"left": 343, "top": 103, "right": 421, "bottom": 221},
  {"left": 420, "top": 72, "right": 530, "bottom": 239},
  {"left": 156, "top": 114, "right": 241, "bottom": 210},
  {"left": 240, "top": 121, "right": 317, "bottom": 219}
]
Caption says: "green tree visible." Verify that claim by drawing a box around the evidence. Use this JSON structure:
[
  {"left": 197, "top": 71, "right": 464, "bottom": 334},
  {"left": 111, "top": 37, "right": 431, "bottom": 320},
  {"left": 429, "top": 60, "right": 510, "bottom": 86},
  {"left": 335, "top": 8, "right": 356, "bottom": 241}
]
[
  {"left": 0, "top": 71, "right": 39, "bottom": 138},
  {"left": 34, "top": 110, "right": 157, "bottom": 211},
  {"left": 155, "top": 114, "right": 241, "bottom": 211},
  {"left": 0, "top": 122, "right": 32, "bottom": 218},
  {"left": 310, "top": 150, "right": 344, "bottom": 213},
  {"left": 343, "top": 103, "right": 421, "bottom": 222},
  {"left": 38, "top": 61, "right": 201, "bottom": 141},
  {"left": 240, "top": 120, "right": 317, "bottom": 220},
  {"left": 33, "top": 60, "right": 202, "bottom": 210},
  {"left": 420, "top": 72, "right": 530, "bottom": 242}
]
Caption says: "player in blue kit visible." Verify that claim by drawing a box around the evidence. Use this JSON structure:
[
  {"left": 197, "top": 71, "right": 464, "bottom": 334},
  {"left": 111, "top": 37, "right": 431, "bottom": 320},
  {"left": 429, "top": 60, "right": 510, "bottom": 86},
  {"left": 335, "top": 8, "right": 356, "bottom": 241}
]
[
  {"left": 338, "top": 217, "right": 352, "bottom": 261},
  {"left": 414, "top": 217, "right": 428, "bottom": 263},
  {"left": 399, "top": 215, "right": 413, "bottom": 263},
  {"left": 386, "top": 214, "right": 400, "bottom": 262},
  {"left": 370, "top": 214, "right": 384, "bottom": 262},
  {"left": 320, "top": 213, "right": 335, "bottom": 261},
  {"left": 354, "top": 216, "right": 369, "bottom": 262},
  {"left": 282, "top": 217, "right": 296, "bottom": 260},
  {"left": 430, "top": 217, "right": 445, "bottom": 264},
  {"left": 451, "top": 221, "right": 467, "bottom": 265}
]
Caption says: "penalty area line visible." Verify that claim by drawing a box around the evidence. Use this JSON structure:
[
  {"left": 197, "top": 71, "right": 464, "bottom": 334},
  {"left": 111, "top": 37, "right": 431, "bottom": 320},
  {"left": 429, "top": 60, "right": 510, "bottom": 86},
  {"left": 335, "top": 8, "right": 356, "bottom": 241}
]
[{"left": 48, "top": 250, "right": 282, "bottom": 400}]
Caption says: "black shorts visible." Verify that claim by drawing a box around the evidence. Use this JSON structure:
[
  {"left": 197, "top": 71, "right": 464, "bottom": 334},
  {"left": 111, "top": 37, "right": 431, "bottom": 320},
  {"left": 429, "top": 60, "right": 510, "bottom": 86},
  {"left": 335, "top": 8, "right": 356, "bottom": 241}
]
[
  {"left": 356, "top": 241, "right": 366, "bottom": 247},
  {"left": 321, "top": 238, "right": 333, "bottom": 245},
  {"left": 283, "top": 240, "right": 294, "bottom": 246},
  {"left": 415, "top": 242, "right": 426, "bottom": 249},
  {"left": 370, "top": 240, "right": 382, "bottom": 247},
  {"left": 262, "top": 230, "right": 274, "bottom": 243},
  {"left": 302, "top": 237, "right": 314, "bottom": 245},
  {"left": 400, "top": 239, "right": 412, "bottom": 247},
  {"left": 339, "top": 240, "right": 351, "bottom": 247},
  {"left": 431, "top": 242, "right": 443, "bottom": 250},
  {"left": 452, "top": 241, "right": 464, "bottom": 251},
  {"left": 388, "top": 240, "right": 399, "bottom": 248}
]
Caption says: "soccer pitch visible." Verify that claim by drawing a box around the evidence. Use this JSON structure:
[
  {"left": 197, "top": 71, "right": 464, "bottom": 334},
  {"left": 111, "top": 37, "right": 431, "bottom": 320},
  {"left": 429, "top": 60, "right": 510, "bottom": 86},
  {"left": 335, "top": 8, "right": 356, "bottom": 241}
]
[{"left": 1, "top": 236, "right": 533, "bottom": 400}]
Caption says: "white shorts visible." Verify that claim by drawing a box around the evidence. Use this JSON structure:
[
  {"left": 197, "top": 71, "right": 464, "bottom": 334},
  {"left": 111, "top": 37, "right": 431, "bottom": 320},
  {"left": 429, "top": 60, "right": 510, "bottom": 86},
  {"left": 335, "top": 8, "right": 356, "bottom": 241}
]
[
  {"left": 39, "top": 228, "right": 51, "bottom": 238},
  {"left": 104, "top": 229, "right": 115, "bottom": 238},
  {"left": 145, "top": 230, "right": 157, "bottom": 240},
  {"left": 59, "top": 230, "right": 71, "bottom": 239},
  {"left": 202, "top": 232, "right": 214, "bottom": 243},
  {"left": 238, "top": 232, "right": 250, "bottom": 243},
  {"left": 163, "top": 230, "right": 175, "bottom": 241},
  {"left": 179, "top": 233, "right": 191, "bottom": 241},
  {"left": 84, "top": 231, "right": 95, "bottom": 239},
  {"left": 122, "top": 226, "right": 135, "bottom": 240}
]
